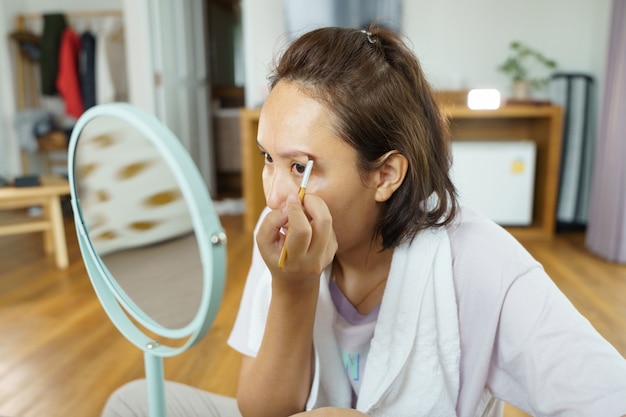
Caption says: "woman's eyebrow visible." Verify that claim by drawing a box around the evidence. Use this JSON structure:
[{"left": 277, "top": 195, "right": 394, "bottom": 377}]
[{"left": 256, "top": 141, "right": 314, "bottom": 160}]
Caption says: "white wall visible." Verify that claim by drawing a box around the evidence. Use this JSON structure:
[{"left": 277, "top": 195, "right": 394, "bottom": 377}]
[
  {"left": 242, "top": 0, "right": 286, "bottom": 107},
  {"left": 242, "top": 0, "right": 613, "bottom": 107},
  {"left": 0, "top": 0, "right": 21, "bottom": 177},
  {"left": 120, "top": 0, "right": 154, "bottom": 114},
  {"left": 0, "top": 0, "right": 614, "bottom": 176},
  {"left": 20, "top": 0, "right": 122, "bottom": 11}
]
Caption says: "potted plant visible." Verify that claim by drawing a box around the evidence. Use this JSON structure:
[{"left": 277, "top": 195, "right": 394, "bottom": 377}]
[{"left": 498, "top": 41, "right": 558, "bottom": 100}]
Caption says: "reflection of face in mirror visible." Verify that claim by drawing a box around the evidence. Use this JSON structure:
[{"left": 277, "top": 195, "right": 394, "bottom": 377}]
[{"left": 74, "top": 115, "right": 202, "bottom": 330}]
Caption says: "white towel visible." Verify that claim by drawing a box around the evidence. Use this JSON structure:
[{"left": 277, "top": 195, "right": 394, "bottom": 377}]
[
  {"left": 248, "top": 227, "right": 461, "bottom": 416},
  {"left": 309, "top": 227, "right": 461, "bottom": 416}
]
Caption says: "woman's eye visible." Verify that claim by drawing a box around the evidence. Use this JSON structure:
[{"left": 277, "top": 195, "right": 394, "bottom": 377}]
[
  {"left": 292, "top": 163, "right": 306, "bottom": 174},
  {"left": 260, "top": 151, "right": 273, "bottom": 164}
]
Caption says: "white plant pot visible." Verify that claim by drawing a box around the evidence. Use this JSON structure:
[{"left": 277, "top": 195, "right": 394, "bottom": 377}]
[{"left": 511, "top": 80, "right": 531, "bottom": 100}]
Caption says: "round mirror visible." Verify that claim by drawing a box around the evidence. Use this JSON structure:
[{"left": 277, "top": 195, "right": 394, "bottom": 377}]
[
  {"left": 68, "top": 103, "right": 226, "bottom": 417},
  {"left": 69, "top": 102, "right": 226, "bottom": 351}
]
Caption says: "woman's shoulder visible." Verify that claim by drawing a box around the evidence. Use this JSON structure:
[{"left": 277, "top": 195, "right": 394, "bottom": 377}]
[
  {"left": 445, "top": 205, "right": 543, "bottom": 294},
  {"left": 446, "top": 205, "right": 539, "bottom": 264}
]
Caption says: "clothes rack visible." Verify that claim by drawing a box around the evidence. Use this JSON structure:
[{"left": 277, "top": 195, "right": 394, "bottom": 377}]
[
  {"left": 11, "top": 9, "right": 123, "bottom": 175},
  {"left": 13, "top": 9, "right": 123, "bottom": 110}
]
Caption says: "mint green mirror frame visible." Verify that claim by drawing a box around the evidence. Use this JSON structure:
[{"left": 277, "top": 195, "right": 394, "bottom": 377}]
[{"left": 67, "top": 103, "right": 227, "bottom": 417}]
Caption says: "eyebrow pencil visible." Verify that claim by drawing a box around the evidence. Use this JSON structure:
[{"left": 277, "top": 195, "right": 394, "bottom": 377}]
[{"left": 278, "top": 160, "right": 314, "bottom": 269}]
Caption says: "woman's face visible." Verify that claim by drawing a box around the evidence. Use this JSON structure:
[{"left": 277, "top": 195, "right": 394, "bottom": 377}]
[{"left": 257, "top": 81, "right": 383, "bottom": 255}]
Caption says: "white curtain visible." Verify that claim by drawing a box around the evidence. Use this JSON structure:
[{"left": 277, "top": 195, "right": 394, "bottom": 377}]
[{"left": 585, "top": 0, "right": 626, "bottom": 262}]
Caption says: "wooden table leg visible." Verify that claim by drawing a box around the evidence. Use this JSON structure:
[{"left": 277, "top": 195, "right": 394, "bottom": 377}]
[
  {"left": 48, "top": 195, "right": 68, "bottom": 269},
  {"left": 42, "top": 201, "right": 53, "bottom": 254}
]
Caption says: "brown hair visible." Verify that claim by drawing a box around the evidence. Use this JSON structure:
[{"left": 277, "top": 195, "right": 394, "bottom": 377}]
[{"left": 269, "top": 24, "right": 458, "bottom": 249}]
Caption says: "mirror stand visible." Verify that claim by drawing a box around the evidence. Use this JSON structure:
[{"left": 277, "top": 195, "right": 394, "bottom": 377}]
[
  {"left": 68, "top": 103, "right": 227, "bottom": 417},
  {"left": 145, "top": 352, "right": 166, "bottom": 417},
  {"left": 77, "top": 230, "right": 170, "bottom": 417}
]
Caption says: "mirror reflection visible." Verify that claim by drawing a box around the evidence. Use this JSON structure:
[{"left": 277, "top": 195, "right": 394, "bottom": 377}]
[{"left": 73, "top": 115, "right": 202, "bottom": 330}]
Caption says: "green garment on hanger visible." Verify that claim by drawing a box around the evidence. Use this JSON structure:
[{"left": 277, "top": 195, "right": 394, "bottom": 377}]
[{"left": 40, "top": 13, "right": 67, "bottom": 95}]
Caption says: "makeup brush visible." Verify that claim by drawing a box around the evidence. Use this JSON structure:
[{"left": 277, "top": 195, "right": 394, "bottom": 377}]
[{"left": 278, "top": 160, "right": 314, "bottom": 269}]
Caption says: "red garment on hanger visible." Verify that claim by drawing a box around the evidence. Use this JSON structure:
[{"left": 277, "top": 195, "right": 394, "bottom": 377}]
[{"left": 56, "top": 28, "right": 84, "bottom": 118}]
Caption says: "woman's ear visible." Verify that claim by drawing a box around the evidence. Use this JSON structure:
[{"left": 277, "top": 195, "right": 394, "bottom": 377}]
[{"left": 374, "top": 151, "right": 408, "bottom": 202}]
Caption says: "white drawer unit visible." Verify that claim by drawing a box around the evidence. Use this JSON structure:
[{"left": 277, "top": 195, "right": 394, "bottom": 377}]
[{"left": 450, "top": 141, "right": 537, "bottom": 226}]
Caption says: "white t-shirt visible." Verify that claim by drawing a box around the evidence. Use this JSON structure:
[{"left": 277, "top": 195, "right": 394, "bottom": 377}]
[{"left": 228, "top": 206, "right": 626, "bottom": 416}]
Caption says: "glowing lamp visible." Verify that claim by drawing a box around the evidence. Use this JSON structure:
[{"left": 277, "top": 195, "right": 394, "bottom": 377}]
[{"left": 467, "top": 89, "right": 501, "bottom": 110}]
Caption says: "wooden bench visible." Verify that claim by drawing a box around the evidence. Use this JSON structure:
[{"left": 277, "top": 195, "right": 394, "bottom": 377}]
[{"left": 0, "top": 176, "right": 71, "bottom": 268}]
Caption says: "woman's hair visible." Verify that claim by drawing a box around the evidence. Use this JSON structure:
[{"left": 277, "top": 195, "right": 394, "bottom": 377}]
[{"left": 268, "top": 24, "right": 458, "bottom": 249}]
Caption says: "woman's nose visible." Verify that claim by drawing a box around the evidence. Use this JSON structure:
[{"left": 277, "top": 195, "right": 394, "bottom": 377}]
[{"left": 263, "top": 170, "right": 295, "bottom": 210}]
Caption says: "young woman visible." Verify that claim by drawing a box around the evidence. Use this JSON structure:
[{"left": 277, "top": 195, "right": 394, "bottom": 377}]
[{"left": 103, "top": 25, "right": 626, "bottom": 417}]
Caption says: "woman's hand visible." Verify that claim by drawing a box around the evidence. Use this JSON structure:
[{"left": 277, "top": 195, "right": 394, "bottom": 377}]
[
  {"left": 290, "top": 407, "right": 369, "bottom": 417},
  {"left": 237, "top": 193, "right": 338, "bottom": 417},
  {"left": 257, "top": 193, "right": 337, "bottom": 284}
]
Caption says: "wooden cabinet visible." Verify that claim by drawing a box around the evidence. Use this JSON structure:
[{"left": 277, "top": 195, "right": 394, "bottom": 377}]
[
  {"left": 240, "top": 108, "right": 264, "bottom": 232},
  {"left": 240, "top": 105, "right": 563, "bottom": 239},
  {"left": 445, "top": 105, "right": 563, "bottom": 239}
]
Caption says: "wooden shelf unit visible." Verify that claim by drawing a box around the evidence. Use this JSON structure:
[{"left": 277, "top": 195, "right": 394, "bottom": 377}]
[
  {"left": 240, "top": 107, "right": 263, "bottom": 232},
  {"left": 240, "top": 105, "right": 563, "bottom": 239}
]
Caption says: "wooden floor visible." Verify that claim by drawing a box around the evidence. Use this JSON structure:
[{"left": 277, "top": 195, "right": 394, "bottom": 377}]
[{"left": 1, "top": 212, "right": 625, "bottom": 417}]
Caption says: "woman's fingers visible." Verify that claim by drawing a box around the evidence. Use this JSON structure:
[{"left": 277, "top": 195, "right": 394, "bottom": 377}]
[
  {"left": 256, "top": 208, "right": 288, "bottom": 261},
  {"left": 303, "top": 195, "right": 337, "bottom": 270},
  {"left": 257, "top": 193, "right": 336, "bottom": 276},
  {"left": 282, "top": 195, "right": 313, "bottom": 266}
]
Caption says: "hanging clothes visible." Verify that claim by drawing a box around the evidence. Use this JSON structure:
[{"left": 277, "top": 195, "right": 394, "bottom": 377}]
[
  {"left": 9, "top": 30, "right": 41, "bottom": 62},
  {"left": 40, "top": 13, "right": 67, "bottom": 95},
  {"left": 97, "top": 17, "right": 128, "bottom": 104},
  {"left": 56, "top": 27, "right": 84, "bottom": 118},
  {"left": 80, "top": 30, "right": 97, "bottom": 110}
]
